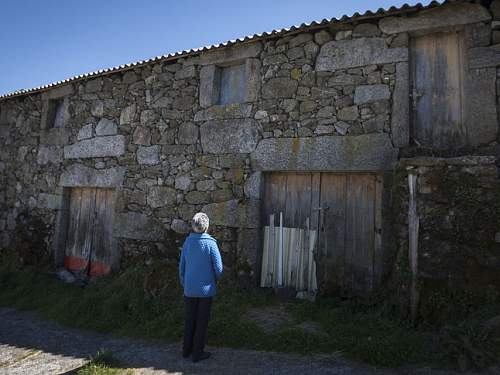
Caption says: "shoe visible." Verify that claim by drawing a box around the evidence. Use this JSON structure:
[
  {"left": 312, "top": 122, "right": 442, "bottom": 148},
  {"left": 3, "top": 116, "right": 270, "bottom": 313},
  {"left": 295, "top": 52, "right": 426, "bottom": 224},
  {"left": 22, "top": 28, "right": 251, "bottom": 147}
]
[{"left": 192, "top": 351, "right": 211, "bottom": 363}]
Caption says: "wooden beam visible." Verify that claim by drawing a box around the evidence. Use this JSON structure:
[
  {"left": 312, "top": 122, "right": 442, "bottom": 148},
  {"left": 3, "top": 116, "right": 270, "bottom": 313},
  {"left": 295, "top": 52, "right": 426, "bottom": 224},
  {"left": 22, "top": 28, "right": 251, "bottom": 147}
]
[{"left": 408, "top": 173, "right": 420, "bottom": 323}]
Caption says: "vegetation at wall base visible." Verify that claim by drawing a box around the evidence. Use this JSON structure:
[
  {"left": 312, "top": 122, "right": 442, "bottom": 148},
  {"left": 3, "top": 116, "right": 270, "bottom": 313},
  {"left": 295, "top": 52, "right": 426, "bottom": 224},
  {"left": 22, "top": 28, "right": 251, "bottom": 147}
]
[{"left": 0, "top": 252, "right": 498, "bottom": 370}]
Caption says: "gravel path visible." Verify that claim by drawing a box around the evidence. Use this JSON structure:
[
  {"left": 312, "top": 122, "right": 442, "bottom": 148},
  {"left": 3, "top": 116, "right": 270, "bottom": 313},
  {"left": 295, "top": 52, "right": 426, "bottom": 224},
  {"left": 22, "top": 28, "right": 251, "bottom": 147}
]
[{"left": 0, "top": 308, "right": 492, "bottom": 375}]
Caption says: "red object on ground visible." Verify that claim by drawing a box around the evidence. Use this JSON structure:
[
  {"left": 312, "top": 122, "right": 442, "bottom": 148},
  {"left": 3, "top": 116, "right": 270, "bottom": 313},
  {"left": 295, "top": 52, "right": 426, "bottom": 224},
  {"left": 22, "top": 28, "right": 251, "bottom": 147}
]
[{"left": 64, "top": 256, "right": 111, "bottom": 277}]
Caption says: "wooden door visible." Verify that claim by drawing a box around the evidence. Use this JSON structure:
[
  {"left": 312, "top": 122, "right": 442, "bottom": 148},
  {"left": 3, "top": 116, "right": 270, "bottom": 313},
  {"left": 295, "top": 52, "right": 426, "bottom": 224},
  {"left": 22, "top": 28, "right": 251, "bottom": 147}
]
[
  {"left": 262, "top": 173, "right": 319, "bottom": 291},
  {"left": 262, "top": 172, "right": 383, "bottom": 296},
  {"left": 319, "top": 173, "right": 382, "bottom": 295},
  {"left": 90, "top": 189, "right": 116, "bottom": 276},
  {"left": 64, "top": 188, "right": 116, "bottom": 277},
  {"left": 343, "top": 174, "right": 380, "bottom": 295},
  {"left": 264, "top": 173, "right": 317, "bottom": 228},
  {"left": 318, "top": 174, "right": 347, "bottom": 295},
  {"left": 411, "top": 31, "right": 466, "bottom": 149},
  {"left": 65, "top": 188, "right": 96, "bottom": 275}
]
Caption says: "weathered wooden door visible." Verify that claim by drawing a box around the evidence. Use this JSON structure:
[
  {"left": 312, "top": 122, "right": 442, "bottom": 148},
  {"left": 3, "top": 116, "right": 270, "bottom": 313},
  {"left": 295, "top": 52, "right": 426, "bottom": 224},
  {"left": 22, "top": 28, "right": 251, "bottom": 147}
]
[
  {"left": 263, "top": 172, "right": 383, "bottom": 296},
  {"left": 64, "top": 188, "right": 116, "bottom": 277},
  {"left": 319, "top": 174, "right": 383, "bottom": 295},
  {"left": 264, "top": 173, "right": 319, "bottom": 229},
  {"left": 411, "top": 31, "right": 466, "bottom": 149}
]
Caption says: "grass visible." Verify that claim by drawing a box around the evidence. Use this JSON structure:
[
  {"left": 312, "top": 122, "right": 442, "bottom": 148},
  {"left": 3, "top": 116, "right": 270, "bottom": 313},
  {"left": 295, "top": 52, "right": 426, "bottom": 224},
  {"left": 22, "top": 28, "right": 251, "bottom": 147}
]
[
  {"left": 75, "top": 351, "right": 132, "bottom": 375},
  {"left": 0, "top": 254, "right": 461, "bottom": 368}
]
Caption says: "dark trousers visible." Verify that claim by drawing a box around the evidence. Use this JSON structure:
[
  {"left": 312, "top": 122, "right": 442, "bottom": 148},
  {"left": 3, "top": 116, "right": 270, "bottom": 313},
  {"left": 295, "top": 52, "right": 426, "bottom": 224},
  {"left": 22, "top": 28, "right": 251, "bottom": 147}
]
[{"left": 183, "top": 296, "right": 212, "bottom": 357}]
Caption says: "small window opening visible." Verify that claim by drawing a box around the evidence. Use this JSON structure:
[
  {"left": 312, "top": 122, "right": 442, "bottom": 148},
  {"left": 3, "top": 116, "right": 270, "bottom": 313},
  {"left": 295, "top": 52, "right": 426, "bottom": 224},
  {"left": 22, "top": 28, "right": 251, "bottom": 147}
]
[
  {"left": 218, "top": 64, "right": 246, "bottom": 105},
  {"left": 48, "top": 98, "right": 68, "bottom": 128}
]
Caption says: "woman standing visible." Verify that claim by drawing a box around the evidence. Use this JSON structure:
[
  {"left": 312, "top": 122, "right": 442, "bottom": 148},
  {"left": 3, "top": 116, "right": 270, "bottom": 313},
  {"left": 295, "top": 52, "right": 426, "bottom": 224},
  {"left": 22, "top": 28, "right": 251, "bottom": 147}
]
[{"left": 179, "top": 212, "right": 223, "bottom": 363}]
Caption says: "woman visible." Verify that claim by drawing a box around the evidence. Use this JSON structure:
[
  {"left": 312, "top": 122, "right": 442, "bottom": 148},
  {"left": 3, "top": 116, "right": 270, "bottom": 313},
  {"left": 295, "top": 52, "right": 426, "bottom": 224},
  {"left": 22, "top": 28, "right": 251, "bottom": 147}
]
[{"left": 178, "top": 212, "right": 223, "bottom": 363}]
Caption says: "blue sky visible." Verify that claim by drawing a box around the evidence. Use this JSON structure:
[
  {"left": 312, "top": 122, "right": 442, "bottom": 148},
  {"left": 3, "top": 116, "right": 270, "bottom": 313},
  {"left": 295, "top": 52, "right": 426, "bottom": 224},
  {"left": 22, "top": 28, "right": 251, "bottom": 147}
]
[{"left": 0, "top": 0, "right": 429, "bottom": 96}]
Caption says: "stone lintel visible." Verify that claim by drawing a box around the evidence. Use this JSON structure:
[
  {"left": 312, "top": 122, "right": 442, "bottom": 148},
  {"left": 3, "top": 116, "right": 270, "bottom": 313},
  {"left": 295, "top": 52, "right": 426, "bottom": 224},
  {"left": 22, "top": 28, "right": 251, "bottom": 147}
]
[
  {"left": 251, "top": 134, "right": 398, "bottom": 171},
  {"left": 200, "top": 42, "right": 262, "bottom": 65},
  {"left": 316, "top": 38, "right": 407, "bottom": 71},
  {"left": 64, "top": 135, "right": 125, "bottom": 159},
  {"left": 41, "top": 84, "right": 74, "bottom": 100},
  {"left": 59, "top": 164, "right": 126, "bottom": 188}
]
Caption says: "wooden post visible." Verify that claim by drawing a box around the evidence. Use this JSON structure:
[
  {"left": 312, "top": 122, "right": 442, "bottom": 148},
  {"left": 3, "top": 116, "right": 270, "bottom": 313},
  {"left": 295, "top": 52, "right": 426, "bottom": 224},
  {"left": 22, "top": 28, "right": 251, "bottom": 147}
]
[
  {"left": 277, "top": 212, "right": 284, "bottom": 287},
  {"left": 302, "top": 217, "right": 310, "bottom": 291},
  {"left": 268, "top": 214, "right": 275, "bottom": 287},
  {"left": 308, "top": 229, "right": 317, "bottom": 296},
  {"left": 408, "top": 172, "right": 420, "bottom": 322}
]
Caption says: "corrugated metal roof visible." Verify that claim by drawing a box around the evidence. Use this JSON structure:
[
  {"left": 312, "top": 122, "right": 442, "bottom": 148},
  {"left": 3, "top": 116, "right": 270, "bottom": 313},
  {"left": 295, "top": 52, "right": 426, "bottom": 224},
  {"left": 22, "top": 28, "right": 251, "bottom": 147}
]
[{"left": 0, "top": 0, "right": 467, "bottom": 100}]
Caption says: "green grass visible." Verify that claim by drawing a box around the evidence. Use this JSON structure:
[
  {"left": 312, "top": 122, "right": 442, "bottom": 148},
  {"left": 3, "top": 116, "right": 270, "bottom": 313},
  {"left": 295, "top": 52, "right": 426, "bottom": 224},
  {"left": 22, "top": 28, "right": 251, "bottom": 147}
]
[
  {"left": 0, "top": 256, "right": 440, "bottom": 368},
  {"left": 76, "top": 351, "right": 132, "bottom": 375}
]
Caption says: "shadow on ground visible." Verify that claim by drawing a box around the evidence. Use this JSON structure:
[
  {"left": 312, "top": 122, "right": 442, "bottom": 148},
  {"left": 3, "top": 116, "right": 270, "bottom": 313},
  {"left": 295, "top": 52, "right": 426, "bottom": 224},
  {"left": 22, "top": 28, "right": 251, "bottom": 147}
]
[{"left": 0, "top": 307, "right": 394, "bottom": 375}]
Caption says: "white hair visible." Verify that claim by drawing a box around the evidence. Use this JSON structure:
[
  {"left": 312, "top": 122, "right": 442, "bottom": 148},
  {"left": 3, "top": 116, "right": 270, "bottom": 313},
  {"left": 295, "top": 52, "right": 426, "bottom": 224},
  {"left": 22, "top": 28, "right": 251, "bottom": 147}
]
[{"left": 192, "top": 212, "right": 209, "bottom": 233}]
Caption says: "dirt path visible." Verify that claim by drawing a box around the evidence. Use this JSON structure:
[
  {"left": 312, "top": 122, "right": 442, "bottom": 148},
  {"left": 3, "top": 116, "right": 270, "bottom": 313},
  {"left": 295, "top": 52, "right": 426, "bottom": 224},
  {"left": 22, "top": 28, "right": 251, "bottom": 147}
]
[{"left": 0, "top": 308, "right": 488, "bottom": 375}]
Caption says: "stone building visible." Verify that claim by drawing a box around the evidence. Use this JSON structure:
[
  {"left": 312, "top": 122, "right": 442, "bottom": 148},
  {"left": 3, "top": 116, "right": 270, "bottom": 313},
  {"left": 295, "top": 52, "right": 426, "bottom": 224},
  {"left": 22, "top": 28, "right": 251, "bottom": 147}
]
[{"left": 1, "top": 0, "right": 499, "bottom": 304}]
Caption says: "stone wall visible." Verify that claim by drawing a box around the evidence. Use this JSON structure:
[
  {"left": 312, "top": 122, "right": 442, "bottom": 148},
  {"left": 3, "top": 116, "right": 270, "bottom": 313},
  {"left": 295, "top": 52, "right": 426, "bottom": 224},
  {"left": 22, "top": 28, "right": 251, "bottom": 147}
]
[
  {"left": 394, "top": 156, "right": 500, "bottom": 317},
  {"left": 0, "top": 1, "right": 499, "bottom": 285}
]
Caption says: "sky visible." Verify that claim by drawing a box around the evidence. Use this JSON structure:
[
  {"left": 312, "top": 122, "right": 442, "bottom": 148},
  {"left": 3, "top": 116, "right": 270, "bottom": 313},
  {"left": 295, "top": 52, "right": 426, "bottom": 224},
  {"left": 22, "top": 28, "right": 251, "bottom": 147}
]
[{"left": 0, "top": 0, "right": 431, "bottom": 96}]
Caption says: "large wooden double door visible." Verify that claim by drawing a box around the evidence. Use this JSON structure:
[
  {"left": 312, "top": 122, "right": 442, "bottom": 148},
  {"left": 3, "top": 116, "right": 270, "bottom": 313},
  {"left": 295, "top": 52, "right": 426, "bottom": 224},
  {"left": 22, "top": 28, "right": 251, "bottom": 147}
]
[
  {"left": 263, "top": 172, "right": 383, "bottom": 296},
  {"left": 64, "top": 188, "right": 117, "bottom": 277}
]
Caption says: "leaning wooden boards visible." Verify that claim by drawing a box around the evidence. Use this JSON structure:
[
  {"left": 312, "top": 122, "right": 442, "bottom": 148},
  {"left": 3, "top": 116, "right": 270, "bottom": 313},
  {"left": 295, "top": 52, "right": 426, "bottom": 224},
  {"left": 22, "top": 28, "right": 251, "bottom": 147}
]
[{"left": 261, "top": 222, "right": 318, "bottom": 294}]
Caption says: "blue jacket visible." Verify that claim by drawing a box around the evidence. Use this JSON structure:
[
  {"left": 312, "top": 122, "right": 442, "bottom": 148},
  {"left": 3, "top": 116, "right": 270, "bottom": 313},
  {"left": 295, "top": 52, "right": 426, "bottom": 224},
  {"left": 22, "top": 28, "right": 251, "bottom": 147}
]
[{"left": 179, "top": 233, "right": 223, "bottom": 297}]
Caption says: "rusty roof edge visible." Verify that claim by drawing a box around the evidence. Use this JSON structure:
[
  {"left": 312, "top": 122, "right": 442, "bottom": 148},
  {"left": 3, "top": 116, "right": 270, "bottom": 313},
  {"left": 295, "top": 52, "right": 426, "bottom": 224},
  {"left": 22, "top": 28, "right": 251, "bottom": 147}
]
[{"left": 0, "top": 0, "right": 462, "bottom": 101}]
